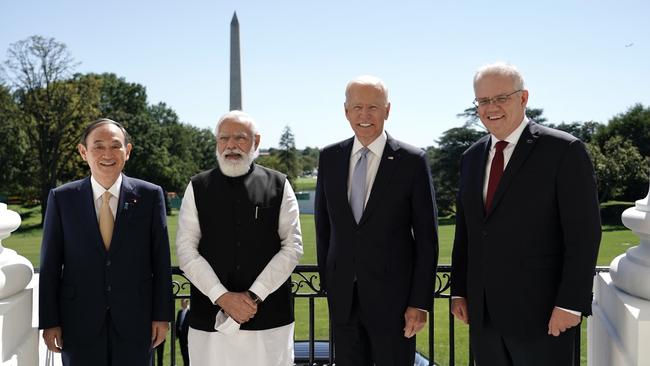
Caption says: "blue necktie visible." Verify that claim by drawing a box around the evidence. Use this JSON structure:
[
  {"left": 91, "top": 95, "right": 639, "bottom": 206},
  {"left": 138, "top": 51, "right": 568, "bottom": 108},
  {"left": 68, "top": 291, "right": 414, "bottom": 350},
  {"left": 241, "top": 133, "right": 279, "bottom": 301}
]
[{"left": 350, "top": 147, "right": 369, "bottom": 223}]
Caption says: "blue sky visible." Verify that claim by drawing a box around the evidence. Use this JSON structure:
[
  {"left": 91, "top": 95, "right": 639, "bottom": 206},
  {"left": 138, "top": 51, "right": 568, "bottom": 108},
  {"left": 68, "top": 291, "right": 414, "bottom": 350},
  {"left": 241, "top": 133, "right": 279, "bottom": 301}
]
[{"left": 1, "top": 0, "right": 648, "bottom": 148}]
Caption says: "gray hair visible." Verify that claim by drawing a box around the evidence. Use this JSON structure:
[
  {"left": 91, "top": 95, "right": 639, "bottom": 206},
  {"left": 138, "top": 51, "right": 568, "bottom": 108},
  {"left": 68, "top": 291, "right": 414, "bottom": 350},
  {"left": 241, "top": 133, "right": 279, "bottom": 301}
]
[
  {"left": 215, "top": 110, "right": 259, "bottom": 138},
  {"left": 473, "top": 62, "right": 525, "bottom": 92},
  {"left": 344, "top": 75, "right": 390, "bottom": 106}
]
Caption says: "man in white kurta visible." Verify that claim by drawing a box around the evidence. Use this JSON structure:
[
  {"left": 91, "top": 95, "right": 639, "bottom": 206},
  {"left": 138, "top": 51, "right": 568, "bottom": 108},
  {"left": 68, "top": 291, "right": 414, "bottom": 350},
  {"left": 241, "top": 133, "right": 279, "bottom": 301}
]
[{"left": 176, "top": 111, "right": 303, "bottom": 366}]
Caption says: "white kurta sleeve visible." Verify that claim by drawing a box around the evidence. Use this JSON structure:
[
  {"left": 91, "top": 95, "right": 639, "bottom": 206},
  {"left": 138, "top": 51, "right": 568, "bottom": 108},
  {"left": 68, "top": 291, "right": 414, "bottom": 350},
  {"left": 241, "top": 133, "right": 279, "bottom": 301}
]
[
  {"left": 176, "top": 182, "right": 228, "bottom": 304},
  {"left": 248, "top": 180, "right": 304, "bottom": 300}
]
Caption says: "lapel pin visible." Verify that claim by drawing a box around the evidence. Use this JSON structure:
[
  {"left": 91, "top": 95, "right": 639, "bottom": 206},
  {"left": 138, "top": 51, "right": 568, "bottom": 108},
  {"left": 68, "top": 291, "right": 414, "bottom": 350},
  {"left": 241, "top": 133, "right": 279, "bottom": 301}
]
[
  {"left": 526, "top": 139, "right": 533, "bottom": 143},
  {"left": 387, "top": 156, "right": 394, "bottom": 160}
]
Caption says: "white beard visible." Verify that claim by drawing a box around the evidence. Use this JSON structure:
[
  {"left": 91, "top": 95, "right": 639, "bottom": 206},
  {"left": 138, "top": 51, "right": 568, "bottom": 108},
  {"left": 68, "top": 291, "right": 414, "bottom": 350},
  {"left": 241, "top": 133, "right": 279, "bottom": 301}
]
[{"left": 216, "top": 146, "right": 259, "bottom": 177}]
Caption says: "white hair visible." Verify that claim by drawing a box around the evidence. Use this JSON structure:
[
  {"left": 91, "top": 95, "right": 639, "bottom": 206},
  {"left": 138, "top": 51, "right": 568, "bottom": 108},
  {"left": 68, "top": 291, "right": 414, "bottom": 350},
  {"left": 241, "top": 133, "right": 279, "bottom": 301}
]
[
  {"left": 215, "top": 110, "right": 259, "bottom": 138},
  {"left": 344, "top": 75, "right": 390, "bottom": 106},
  {"left": 473, "top": 62, "right": 525, "bottom": 92}
]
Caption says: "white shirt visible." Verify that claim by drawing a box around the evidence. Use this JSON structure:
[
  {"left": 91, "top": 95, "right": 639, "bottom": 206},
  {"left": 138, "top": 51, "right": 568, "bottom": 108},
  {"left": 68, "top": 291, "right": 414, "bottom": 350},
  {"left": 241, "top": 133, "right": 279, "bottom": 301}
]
[
  {"left": 347, "top": 131, "right": 387, "bottom": 207},
  {"left": 176, "top": 176, "right": 303, "bottom": 305},
  {"left": 90, "top": 174, "right": 122, "bottom": 221},
  {"left": 482, "top": 117, "right": 528, "bottom": 201}
]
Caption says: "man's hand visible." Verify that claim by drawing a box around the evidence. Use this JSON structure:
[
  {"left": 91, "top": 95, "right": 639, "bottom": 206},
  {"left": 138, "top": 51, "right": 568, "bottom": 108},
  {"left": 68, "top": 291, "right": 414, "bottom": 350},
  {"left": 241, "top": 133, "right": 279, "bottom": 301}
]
[
  {"left": 403, "top": 307, "right": 427, "bottom": 338},
  {"left": 216, "top": 291, "right": 258, "bottom": 324},
  {"left": 548, "top": 307, "right": 581, "bottom": 337},
  {"left": 151, "top": 321, "right": 169, "bottom": 348},
  {"left": 450, "top": 297, "right": 469, "bottom": 325},
  {"left": 43, "top": 327, "right": 63, "bottom": 353}
]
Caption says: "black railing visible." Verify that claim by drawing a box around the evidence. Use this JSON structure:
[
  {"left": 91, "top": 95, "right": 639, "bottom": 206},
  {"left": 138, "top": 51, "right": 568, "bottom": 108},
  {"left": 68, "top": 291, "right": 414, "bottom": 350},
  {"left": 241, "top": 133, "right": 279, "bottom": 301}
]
[{"left": 159, "top": 265, "right": 611, "bottom": 366}]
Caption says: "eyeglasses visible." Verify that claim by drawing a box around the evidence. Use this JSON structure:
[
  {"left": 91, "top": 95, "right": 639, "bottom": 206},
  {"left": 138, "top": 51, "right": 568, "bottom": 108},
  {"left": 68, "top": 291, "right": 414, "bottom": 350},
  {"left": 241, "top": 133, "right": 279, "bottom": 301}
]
[{"left": 473, "top": 90, "right": 522, "bottom": 108}]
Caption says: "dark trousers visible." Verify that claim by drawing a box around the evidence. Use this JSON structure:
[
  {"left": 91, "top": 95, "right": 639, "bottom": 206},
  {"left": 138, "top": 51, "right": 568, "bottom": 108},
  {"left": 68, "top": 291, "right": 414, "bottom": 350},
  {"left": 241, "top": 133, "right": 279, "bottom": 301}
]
[
  {"left": 471, "top": 303, "right": 576, "bottom": 366},
  {"left": 178, "top": 337, "right": 189, "bottom": 366},
  {"left": 62, "top": 311, "right": 151, "bottom": 366},
  {"left": 332, "top": 285, "right": 415, "bottom": 366}
]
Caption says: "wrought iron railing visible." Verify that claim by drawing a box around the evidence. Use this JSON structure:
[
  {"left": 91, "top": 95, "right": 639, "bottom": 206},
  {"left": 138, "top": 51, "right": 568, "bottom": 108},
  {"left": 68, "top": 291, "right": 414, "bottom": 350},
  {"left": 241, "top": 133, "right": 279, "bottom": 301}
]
[{"left": 159, "top": 265, "right": 611, "bottom": 366}]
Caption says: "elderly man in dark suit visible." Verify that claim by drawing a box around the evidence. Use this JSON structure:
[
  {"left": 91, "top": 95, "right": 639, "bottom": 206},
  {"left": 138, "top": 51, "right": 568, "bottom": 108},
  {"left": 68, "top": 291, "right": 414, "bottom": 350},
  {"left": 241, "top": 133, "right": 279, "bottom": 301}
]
[
  {"left": 315, "top": 75, "right": 438, "bottom": 366},
  {"left": 39, "top": 119, "right": 173, "bottom": 366},
  {"left": 450, "top": 62, "right": 601, "bottom": 366}
]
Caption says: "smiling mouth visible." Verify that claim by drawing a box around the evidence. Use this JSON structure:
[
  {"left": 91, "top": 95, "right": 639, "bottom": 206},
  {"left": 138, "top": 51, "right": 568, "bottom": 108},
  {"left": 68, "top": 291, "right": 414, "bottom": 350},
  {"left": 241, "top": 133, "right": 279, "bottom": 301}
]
[
  {"left": 487, "top": 115, "right": 505, "bottom": 121},
  {"left": 225, "top": 153, "right": 243, "bottom": 160},
  {"left": 99, "top": 162, "right": 116, "bottom": 167},
  {"left": 358, "top": 123, "right": 372, "bottom": 128}
]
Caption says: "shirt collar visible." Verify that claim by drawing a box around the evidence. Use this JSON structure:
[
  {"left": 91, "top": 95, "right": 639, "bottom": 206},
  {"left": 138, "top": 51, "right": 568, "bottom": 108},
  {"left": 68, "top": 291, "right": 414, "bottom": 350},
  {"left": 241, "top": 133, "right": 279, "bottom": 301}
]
[
  {"left": 352, "top": 131, "right": 387, "bottom": 158},
  {"left": 490, "top": 116, "right": 529, "bottom": 149},
  {"left": 90, "top": 174, "right": 122, "bottom": 201}
]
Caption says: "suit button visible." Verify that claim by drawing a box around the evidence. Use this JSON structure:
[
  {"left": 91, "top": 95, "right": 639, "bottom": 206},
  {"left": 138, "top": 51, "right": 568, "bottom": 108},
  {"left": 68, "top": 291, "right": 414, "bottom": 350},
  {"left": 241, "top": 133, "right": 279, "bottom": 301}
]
[
  {"left": 107, "top": 285, "right": 112, "bottom": 292},
  {"left": 106, "top": 260, "right": 111, "bottom": 266},
  {"left": 236, "top": 242, "right": 241, "bottom": 247},
  {"left": 482, "top": 230, "right": 488, "bottom": 236},
  {"left": 236, "top": 265, "right": 240, "bottom": 270}
]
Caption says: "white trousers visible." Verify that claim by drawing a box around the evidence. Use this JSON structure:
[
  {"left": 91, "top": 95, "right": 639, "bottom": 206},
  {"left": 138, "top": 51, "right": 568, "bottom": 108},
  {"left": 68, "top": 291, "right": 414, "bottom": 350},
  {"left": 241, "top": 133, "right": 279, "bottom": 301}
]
[{"left": 188, "top": 323, "right": 294, "bottom": 366}]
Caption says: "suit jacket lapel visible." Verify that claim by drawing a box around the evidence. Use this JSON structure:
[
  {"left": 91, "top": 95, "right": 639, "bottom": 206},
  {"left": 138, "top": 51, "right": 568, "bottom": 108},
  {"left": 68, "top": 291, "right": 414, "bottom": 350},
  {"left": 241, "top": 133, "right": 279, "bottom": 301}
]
[
  {"left": 79, "top": 177, "right": 107, "bottom": 256},
  {"left": 332, "top": 138, "right": 358, "bottom": 225},
  {"left": 486, "top": 121, "right": 538, "bottom": 219},
  {"left": 110, "top": 174, "right": 139, "bottom": 255},
  {"left": 358, "top": 135, "right": 400, "bottom": 226},
  {"left": 476, "top": 136, "right": 491, "bottom": 219}
]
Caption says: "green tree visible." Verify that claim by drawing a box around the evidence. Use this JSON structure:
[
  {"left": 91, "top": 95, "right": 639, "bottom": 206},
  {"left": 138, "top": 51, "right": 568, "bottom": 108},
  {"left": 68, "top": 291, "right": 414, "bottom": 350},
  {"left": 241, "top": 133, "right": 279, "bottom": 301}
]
[
  {"left": 277, "top": 126, "right": 300, "bottom": 187},
  {"left": 0, "top": 83, "right": 31, "bottom": 197},
  {"left": 595, "top": 104, "right": 650, "bottom": 157},
  {"left": 300, "top": 146, "right": 320, "bottom": 175},
  {"left": 549, "top": 121, "right": 603, "bottom": 143},
  {"left": 429, "top": 127, "right": 486, "bottom": 215},
  {"left": 587, "top": 136, "right": 649, "bottom": 202},
  {"left": 2, "top": 36, "right": 100, "bottom": 222}
]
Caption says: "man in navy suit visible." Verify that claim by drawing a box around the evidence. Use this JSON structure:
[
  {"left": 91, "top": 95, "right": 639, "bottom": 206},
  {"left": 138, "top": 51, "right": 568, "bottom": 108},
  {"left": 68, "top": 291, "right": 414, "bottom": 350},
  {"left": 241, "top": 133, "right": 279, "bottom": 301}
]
[
  {"left": 39, "top": 119, "right": 173, "bottom": 366},
  {"left": 176, "top": 299, "right": 190, "bottom": 366},
  {"left": 315, "top": 75, "right": 438, "bottom": 366},
  {"left": 450, "top": 63, "right": 601, "bottom": 365}
]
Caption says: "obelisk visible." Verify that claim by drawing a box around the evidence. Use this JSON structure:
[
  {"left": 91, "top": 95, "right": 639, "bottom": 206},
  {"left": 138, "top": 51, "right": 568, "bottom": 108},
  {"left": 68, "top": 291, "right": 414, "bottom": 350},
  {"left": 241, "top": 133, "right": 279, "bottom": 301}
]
[{"left": 230, "top": 12, "right": 242, "bottom": 111}]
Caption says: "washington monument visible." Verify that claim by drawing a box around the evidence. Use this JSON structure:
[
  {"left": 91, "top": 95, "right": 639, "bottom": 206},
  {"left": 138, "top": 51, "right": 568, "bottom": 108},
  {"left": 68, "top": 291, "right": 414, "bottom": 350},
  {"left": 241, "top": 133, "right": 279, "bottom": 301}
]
[{"left": 230, "top": 12, "right": 242, "bottom": 110}]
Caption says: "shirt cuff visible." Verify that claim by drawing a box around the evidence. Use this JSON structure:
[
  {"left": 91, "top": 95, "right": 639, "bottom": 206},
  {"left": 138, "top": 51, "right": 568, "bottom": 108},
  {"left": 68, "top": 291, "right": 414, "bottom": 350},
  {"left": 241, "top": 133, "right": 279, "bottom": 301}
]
[
  {"left": 555, "top": 306, "right": 581, "bottom": 317},
  {"left": 208, "top": 284, "right": 229, "bottom": 305},
  {"left": 249, "top": 282, "right": 271, "bottom": 301}
]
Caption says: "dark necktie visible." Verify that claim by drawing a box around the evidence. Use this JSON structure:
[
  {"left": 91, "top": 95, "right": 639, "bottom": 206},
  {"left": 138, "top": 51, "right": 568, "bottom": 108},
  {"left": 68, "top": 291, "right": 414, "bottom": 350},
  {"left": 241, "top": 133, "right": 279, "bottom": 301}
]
[{"left": 485, "top": 141, "right": 508, "bottom": 212}]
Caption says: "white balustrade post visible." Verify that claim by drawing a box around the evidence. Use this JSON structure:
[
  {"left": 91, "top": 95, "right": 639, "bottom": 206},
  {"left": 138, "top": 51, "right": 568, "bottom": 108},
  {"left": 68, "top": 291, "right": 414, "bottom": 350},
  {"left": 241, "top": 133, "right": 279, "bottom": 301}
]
[
  {"left": 0, "top": 203, "right": 38, "bottom": 366},
  {"left": 590, "top": 181, "right": 650, "bottom": 365}
]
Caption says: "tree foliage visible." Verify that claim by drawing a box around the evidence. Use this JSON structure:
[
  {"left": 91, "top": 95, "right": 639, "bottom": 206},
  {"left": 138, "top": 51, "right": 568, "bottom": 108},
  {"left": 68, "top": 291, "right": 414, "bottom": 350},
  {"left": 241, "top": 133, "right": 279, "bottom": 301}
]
[
  {"left": 587, "top": 136, "right": 648, "bottom": 202},
  {"left": 0, "top": 37, "right": 216, "bottom": 221},
  {"left": 595, "top": 104, "right": 650, "bottom": 157},
  {"left": 428, "top": 127, "right": 486, "bottom": 216},
  {"left": 2, "top": 36, "right": 100, "bottom": 221},
  {"left": 276, "top": 125, "right": 300, "bottom": 187}
]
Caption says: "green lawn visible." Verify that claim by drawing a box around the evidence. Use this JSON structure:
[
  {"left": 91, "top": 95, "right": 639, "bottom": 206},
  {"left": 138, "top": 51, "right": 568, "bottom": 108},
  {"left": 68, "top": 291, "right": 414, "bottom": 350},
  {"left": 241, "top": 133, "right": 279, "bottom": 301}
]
[{"left": 2, "top": 205, "right": 638, "bottom": 365}]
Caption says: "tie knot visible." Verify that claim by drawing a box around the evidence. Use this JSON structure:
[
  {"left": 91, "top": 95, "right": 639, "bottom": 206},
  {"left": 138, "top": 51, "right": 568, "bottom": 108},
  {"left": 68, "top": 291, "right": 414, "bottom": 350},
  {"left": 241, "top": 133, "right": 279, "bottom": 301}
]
[
  {"left": 102, "top": 191, "right": 112, "bottom": 204},
  {"left": 495, "top": 140, "right": 508, "bottom": 153},
  {"left": 359, "top": 147, "right": 369, "bottom": 158}
]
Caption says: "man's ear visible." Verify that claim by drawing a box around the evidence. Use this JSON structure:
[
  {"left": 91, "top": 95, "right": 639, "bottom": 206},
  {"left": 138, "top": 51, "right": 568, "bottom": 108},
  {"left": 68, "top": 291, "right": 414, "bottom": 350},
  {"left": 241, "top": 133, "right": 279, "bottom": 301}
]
[
  {"left": 78, "top": 144, "right": 88, "bottom": 161},
  {"left": 125, "top": 143, "right": 133, "bottom": 161},
  {"left": 254, "top": 134, "right": 261, "bottom": 150}
]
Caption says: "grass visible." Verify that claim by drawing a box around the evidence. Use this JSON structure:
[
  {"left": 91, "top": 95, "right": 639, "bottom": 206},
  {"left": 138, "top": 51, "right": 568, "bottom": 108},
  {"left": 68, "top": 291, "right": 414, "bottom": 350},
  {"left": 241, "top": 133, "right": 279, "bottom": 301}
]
[
  {"left": 294, "top": 177, "right": 316, "bottom": 192},
  {"left": 2, "top": 205, "right": 638, "bottom": 365}
]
